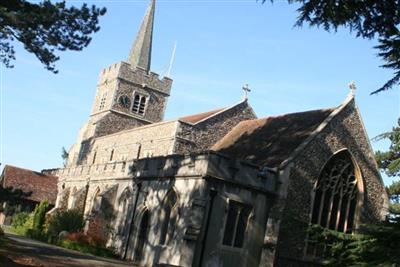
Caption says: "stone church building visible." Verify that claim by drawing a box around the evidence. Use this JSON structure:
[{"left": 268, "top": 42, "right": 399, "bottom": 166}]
[{"left": 52, "top": 0, "right": 388, "bottom": 266}]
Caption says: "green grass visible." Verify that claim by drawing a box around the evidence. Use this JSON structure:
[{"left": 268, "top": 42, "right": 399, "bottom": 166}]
[{"left": 58, "top": 240, "right": 117, "bottom": 259}]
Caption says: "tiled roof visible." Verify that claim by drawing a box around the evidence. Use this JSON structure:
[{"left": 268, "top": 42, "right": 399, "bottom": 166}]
[
  {"left": 179, "top": 108, "right": 224, "bottom": 124},
  {"left": 0, "top": 165, "right": 58, "bottom": 204},
  {"left": 212, "top": 108, "right": 334, "bottom": 167}
]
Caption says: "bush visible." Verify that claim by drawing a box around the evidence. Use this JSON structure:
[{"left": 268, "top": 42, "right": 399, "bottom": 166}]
[
  {"left": 11, "top": 212, "right": 33, "bottom": 235},
  {"left": 32, "top": 200, "right": 49, "bottom": 232},
  {"left": 63, "top": 232, "right": 106, "bottom": 247},
  {"left": 47, "top": 209, "right": 84, "bottom": 238},
  {"left": 0, "top": 226, "right": 4, "bottom": 237},
  {"left": 26, "top": 228, "right": 48, "bottom": 242},
  {"left": 11, "top": 212, "right": 29, "bottom": 228}
]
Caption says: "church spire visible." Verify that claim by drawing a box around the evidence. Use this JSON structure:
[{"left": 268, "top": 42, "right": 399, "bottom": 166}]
[{"left": 128, "top": 0, "right": 156, "bottom": 72}]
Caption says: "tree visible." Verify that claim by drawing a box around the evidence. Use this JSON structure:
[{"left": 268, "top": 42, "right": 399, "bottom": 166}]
[
  {"left": 0, "top": 186, "right": 30, "bottom": 205},
  {"left": 375, "top": 119, "right": 400, "bottom": 219},
  {"left": 264, "top": 0, "right": 400, "bottom": 94},
  {"left": 0, "top": 0, "right": 106, "bottom": 73},
  {"left": 32, "top": 200, "right": 49, "bottom": 232},
  {"left": 61, "top": 147, "right": 69, "bottom": 167}
]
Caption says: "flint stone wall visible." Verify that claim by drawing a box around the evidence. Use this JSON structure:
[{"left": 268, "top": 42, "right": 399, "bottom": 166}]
[
  {"left": 274, "top": 99, "right": 388, "bottom": 266},
  {"left": 174, "top": 101, "right": 257, "bottom": 154}
]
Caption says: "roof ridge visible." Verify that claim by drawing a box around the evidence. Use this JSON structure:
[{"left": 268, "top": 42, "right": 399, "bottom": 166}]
[
  {"left": 3, "top": 165, "right": 57, "bottom": 178},
  {"left": 179, "top": 99, "right": 249, "bottom": 125}
]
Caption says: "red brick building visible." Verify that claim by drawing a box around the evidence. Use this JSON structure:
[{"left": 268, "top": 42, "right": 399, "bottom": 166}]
[{"left": 0, "top": 165, "right": 58, "bottom": 225}]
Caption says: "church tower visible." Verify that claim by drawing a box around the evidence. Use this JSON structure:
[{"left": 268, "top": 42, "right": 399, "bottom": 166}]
[{"left": 89, "top": 0, "right": 172, "bottom": 138}]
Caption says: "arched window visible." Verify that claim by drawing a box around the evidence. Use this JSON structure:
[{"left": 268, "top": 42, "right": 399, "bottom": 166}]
[
  {"left": 132, "top": 94, "right": 141, "bottom": 113},
  {"left": 132, "top": 93, "right": 147, "bottom": 116},
  {"left": 310, "top": 150, "right": 361, "bottom": 233},
  {"left": 139, "top": 96, "right": 146, "bottom": 115},
  {"left": 159, "top": 190, "right": 178, "bottom": 245},
  {"left": 134, "top": 209, "right": 150, "bottom": 262}
]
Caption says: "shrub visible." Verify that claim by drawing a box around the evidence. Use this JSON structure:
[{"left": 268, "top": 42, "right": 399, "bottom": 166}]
[
  {"left": 11, "top": 212, "right": 33, "bottom": 235},
  {"left": 63, "top": 231, "right": 106, "bottom": 247},
  {"left": 11, "top": 212, "right": 29, "bottom": 228},
  {"left": 32, "top": 200, "right": 49, "bottom": 232},
  {"left": 26, "top": 228, "right": 47, "bottom": 242},
  {"left": 0, "top": 226, "right": 4, "bottom": 236},
  {"left": 47, "top": 209, "right": 84, "bottom": 237}
]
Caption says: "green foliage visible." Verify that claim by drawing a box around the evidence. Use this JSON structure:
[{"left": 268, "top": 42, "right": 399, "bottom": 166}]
[
  {"left": 11, "top": 212, "right": 33, "bottom": 236},
  {"left": 375, "top": 120, "right": 400, "bottom": 219},
  {"left": 375, "top": 120, "right": 400, "bottom": 178},
  {"left": 264, "top": 0, "right": 400, "bottom": 93},
  {"left": 32, "top": 200, "right": 49, "bottom": 232},
  {"left": 309, "top": 223, "right": 400, "bottom": 266},
  {"left": 11, "top": 212, "right": 29, "bottom": 229},
  {"left": 26, "top": 228, "right": 48, "bottom": 242},
  {"left": 0, "top": 0, "right": 106, "bottom": 73},
  {"left": 0, "top": 226, "right": 4, "bottom": 237},
  {"left": 0, "top": 186, "right": 30, "bottom": 211},
  {"left": 47, "top": 209, "right": 84, "bottom": 237},
  {"left": 61, "top": 147, "right": 69, "bottom": 167}
]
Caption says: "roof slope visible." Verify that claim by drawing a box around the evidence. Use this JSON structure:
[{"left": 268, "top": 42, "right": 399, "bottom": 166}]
[
  {"left": 179, "top": 108, "right": 224, "bottom": 124},
  {"left": 1, "top": 165, "right": 58, "bottom": 204},
  {"left": 212, "top": 108, "right": 334, "bottom": 167}
]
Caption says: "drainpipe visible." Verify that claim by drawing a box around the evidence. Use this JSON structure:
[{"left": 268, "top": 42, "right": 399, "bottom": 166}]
[
  {"left": 123, "top": 182, "right": 142, "bottom": 260},
  {"left": 198, "top": 187, "right": 217, "bottom": 267}
]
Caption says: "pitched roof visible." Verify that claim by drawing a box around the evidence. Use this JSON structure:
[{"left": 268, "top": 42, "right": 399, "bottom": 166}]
[
  {"left": 178, "top": 99, "right": 254, "bottom": 125},
  {"left": 0, "top": 165, "right": 58, "bottom": 204},
  {"left": 179, "top": 108, "right": 224, "bottom": 124},
  {"left": 211, "top": 108, "right": 335, "bottom": 167}
]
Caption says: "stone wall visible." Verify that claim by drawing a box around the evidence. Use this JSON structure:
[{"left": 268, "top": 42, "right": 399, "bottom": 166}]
[
  {"left": 274, "top": 98, "right": 388, "bottom": 265},
  {"left": 174, "top": 101, "right": 257, "bottom": 154},
  {"left": 94, "top": 112, "right": 149, "bottom": 137},
  {"left": 112, "top": 79, "right": 169, "bottom": 123}
]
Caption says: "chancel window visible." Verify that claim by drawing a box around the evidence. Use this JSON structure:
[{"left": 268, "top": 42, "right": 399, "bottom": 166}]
[
  {"left": 310, "top": 151, "right": 360, "bottom": 233},
  {"left": 159, "top": 190, "right": 178, "bottom": 245},
  {"left": 222, "top": 200, "right": 251, "bottom": 248},
  {"left": 132, "top": 93, "right": 147, "bottom": 116}
]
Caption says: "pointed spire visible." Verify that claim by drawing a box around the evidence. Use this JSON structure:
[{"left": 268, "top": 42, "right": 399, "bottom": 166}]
[{"left": 128, "top": 0, "right": 156, "bottom": 72}]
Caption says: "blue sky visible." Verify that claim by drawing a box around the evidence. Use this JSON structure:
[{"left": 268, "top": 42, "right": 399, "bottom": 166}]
[{"left": 1, "top": 0, "right": 399, "bottom": 185}]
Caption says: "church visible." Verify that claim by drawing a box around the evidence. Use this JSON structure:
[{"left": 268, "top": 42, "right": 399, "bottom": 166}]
[{"left": 52, "top": 0, "right": 388, "bottom": 266}]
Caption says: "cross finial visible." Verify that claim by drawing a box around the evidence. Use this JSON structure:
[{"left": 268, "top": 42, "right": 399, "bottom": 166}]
[
  {"left": 242, "top": 84, "right": 251, "bottom": 100},
  {"left": 348, "top": 81, "right": 356, "bottom": 96}
]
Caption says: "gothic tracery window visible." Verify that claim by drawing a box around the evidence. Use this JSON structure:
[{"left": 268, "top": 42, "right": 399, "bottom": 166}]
[
  {"left": 310, "top": 150, "right": 360, "bottom": 233},
  {"left": 159, "top": 190, "right": 178, "bottom": 245}
]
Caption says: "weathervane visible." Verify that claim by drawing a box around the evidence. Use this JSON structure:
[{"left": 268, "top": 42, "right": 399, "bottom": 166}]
[
  {"left": 348, "top": 81, "right": 356, "bottom": 96},
  {"left": 242, "top": 84, "right": 251, "bottom": 100}
]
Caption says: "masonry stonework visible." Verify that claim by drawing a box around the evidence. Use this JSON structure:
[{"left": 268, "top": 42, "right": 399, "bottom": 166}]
[{"left": 273, "top": 98, "right": 388, "bottom": 266}]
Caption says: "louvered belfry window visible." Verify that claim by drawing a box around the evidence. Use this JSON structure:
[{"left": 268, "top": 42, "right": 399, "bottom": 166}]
[
  {"left": 132, "top": 93, "right": 147, "bottom": 116},
  {"left": 310, "top": 151, "right": 359, "bottom": 233}
]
